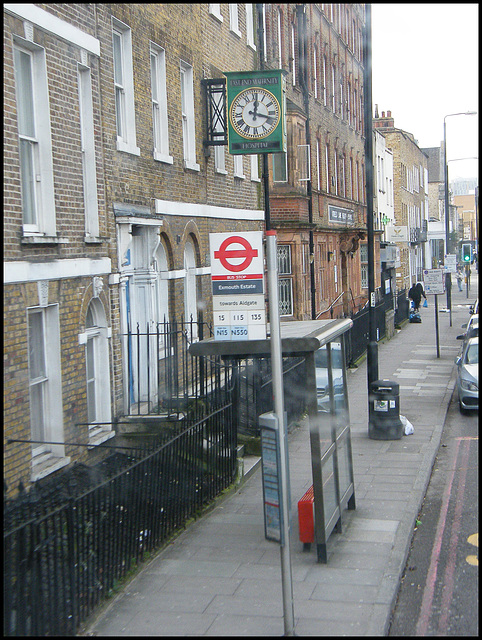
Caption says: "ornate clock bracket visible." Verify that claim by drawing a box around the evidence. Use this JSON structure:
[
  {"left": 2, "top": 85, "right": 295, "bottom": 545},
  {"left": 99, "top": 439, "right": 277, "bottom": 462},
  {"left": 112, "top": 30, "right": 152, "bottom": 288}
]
[{"left": 202, "top": 78, "right": 227, "bottom": 149}]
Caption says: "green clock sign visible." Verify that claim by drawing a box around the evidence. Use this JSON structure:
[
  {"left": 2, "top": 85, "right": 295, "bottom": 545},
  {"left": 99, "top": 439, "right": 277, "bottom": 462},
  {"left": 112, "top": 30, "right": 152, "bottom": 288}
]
[{"left": 224, "top": 70, "right": 286, "bottom": 155}]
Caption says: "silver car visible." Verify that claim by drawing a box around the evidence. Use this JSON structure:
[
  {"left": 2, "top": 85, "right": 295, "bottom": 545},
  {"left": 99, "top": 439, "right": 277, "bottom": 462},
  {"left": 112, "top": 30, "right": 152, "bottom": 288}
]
[
  {"left": 457, "top": 313, "right": 479, "bottom": 343},
  {"left": 455, "top": 336, "right": 478, "bottom": 413}
]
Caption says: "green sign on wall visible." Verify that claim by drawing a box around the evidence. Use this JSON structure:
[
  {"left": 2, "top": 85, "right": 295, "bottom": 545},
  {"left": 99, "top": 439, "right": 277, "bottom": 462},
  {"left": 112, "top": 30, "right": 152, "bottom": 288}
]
[{"left": 224, "top": 70, "right": 286, "bottom": 155}]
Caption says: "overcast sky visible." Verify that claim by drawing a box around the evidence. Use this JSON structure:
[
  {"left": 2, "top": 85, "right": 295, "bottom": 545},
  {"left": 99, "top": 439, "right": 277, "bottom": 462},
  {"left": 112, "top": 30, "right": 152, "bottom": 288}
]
[{"left": 371, "top": 3, "right": 478, "bottom": 180}]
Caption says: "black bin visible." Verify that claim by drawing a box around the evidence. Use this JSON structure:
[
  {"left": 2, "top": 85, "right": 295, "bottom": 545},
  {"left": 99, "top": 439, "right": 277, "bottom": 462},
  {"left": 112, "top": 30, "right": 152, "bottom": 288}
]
[{"left": 368, "top": 379, "right": 403, "bottom": 440}]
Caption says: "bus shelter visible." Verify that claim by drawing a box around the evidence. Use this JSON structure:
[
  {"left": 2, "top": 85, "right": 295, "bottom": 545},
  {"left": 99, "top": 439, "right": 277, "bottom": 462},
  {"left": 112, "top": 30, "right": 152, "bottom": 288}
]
[{"left": 189, "top": 318, "right": 356, "bottom": 563}]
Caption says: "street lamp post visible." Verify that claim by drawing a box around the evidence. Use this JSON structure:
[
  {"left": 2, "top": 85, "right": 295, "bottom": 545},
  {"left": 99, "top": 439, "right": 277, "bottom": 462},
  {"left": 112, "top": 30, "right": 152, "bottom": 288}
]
[{"left": 443, "top": 111, "right": 477, "bottom": 326}]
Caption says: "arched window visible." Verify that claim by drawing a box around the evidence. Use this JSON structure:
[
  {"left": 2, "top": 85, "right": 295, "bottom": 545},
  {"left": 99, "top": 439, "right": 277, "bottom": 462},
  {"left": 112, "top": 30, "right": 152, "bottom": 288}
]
[
  {"left": 184, "top": 237, "right": 198, "bottom": 337},
  {"left": 154, "top": 240, "right": 169, "bottom": 325},
  {"left": 85, "top": 299, "right": 112, "bottom": 434}
]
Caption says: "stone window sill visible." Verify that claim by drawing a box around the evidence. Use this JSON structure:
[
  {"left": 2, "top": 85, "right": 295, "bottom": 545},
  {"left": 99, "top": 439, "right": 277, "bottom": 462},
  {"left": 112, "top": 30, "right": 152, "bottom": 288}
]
[
  {"left": 22, "top": 235, "right": 69, "bottom": 245},
  {"left": 31, "top": 453, "right": 71, "bottom": 482},
  {"left": 88, "top": 426, "right": 115, "bottom": 449}
]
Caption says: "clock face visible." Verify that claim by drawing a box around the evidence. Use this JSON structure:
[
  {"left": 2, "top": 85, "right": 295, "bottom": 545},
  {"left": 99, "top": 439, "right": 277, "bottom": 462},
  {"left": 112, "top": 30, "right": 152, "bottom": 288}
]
[{"left": 230, "top": 87, "right": 281, "bottom": 139}]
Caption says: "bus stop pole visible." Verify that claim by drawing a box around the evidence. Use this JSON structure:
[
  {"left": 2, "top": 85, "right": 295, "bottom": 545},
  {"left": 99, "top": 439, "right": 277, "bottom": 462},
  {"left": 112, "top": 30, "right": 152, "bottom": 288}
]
[{"left": 266, "top": 230, "right": 295, "bottom": 636}]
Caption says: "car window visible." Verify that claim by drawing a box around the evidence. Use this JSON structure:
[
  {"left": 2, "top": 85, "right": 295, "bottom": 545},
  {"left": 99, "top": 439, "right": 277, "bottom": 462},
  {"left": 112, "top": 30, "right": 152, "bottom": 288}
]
[{"left": 465, "top": 343, "right": 478, "bottom": 365}]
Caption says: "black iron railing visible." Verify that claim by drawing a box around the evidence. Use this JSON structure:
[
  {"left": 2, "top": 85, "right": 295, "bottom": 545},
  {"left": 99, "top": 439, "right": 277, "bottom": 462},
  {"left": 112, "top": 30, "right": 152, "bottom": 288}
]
[
  {"left": 122, "top": 316, "right": 213, "bottom": 418},
  {"left": 4, "top": 405, "right": 236, "bottom": 636}
]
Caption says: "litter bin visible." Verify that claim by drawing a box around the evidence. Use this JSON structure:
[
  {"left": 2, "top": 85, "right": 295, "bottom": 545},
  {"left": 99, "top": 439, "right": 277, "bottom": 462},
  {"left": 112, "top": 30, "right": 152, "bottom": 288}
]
[{"left": 368, "top": 379, "right": 403, "bottom": 440}]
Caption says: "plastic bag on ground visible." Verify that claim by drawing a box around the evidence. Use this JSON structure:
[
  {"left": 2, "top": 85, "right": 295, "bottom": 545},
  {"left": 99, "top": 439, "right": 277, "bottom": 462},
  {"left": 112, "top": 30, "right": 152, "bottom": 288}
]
[{"left": 400, "top": 414, "right": 414, "bottom": 435}]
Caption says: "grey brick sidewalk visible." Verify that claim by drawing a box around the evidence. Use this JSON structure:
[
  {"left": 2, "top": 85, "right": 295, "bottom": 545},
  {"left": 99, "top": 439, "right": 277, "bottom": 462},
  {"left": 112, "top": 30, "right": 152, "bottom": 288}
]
[{"left": 82, "top": 271, "right": 477, "bottom": 636}]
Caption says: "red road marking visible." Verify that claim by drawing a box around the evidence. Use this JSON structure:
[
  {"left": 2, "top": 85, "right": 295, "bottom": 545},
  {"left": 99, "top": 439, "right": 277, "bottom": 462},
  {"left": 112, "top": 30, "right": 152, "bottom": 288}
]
[
  {"left": 438, "top": 439, "right": 471, "bottom": 634},
  {"left": 416, "top": 438, "right": 472, "bottom": 635}
]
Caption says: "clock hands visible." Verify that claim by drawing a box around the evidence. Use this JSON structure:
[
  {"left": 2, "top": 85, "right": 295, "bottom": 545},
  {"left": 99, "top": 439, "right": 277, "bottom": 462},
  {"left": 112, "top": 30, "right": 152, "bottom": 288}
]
[
  {"left": 249, "top": 93, "right": 260, "bottom": 120},
  {"left": 248, "top": 94, "right": 276, "bottom": 124}
]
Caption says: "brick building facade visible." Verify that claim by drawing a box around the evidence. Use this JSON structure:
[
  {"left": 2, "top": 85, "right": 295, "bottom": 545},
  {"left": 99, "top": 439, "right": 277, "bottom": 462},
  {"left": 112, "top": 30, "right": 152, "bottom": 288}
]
[
  {"left": 3, "top": 4, "right": 264, "bottom": 494},
  {"left": 261, "top": 3, "right": 372, "bottom": 320},
  {"left": 373, "top": 110, "right": 429, "bottom": 289},
  {"left": 4, "top": 4, "right": 114, "bottom": 492},
  {"left": 5, "top": 3, "right": 385, "bottom": 495}
]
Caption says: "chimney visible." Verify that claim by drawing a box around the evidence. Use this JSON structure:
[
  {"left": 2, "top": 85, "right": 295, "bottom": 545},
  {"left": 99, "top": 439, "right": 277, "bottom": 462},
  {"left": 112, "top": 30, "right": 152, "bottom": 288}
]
[{"left": 387, "top": 110, "right": 391, "bottom": 117}]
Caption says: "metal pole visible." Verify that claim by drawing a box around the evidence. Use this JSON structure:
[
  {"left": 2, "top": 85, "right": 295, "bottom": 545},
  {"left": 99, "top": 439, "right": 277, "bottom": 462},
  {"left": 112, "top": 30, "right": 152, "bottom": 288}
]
[
  {"left": 364, "top": 4, "right": 379, "bottom": 436},
  {"left": 443, "top": 117, "right": 453, "bottom": 326},
  {"left": 297, "top": 4, "right": 316, "bottom": 319},
  {"left": 256, "top": 5, "right": 294, "bottom": 634},
  {"left": 266, "top": 230, "right": 295, "bottom": 636}
]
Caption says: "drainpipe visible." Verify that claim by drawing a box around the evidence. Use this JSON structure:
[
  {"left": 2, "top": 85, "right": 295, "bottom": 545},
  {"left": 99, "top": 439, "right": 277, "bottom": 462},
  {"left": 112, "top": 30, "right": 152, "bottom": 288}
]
[
  {"left": 363, "top": 6, "right": 379, "bottom": 390},
  {"left": 297, "top": 4, "right": 316, "bottom": 319}
]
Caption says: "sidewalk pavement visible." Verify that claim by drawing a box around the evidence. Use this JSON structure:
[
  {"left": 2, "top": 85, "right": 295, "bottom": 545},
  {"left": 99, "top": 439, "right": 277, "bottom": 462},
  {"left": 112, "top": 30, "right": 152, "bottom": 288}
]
[{"left": 82, "top": 271, "right": 478, "bottom": 637}]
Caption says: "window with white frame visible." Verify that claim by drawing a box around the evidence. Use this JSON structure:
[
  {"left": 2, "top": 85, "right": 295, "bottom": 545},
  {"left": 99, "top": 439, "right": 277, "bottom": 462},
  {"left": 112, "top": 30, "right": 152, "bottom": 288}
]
[
  {"left": 291, "top": 24, "right": 296, "bottom": 86},
  {"left": 261, "top": 4, "right": 267, "bottom": 61},
  {"left": 356, "top": 160, "right": 360, "bottom": 201},
  {"left": 112, "top": 19, "right": 139, "bottom": 155},
  {"left": 277, "top": 8, "right": 283, "bottom": 66},
  {"left": 353, "top": 87, "right": 358, "bottom": 130},
  {"left": 360, "top": 243, "right": 368, "bottom": 288},
  {"left": 150, "top": 43, "right": 172, "bottom": 164},
  {"left": 250, "top": 154, "right": 260, "bottom": 181},
  {"left": 214, "top": 138, "right": 226, "bottom": 173},
  {"left": 209, "top": 4, "right": 223, "bottom": 22},
  {"left": 28, "top": 304, "right": 67, "bottom": 477},
  {"left": 332, "top": 64, "right": 336, "bottom": 113},
  {"left": 229, "top": 3, "right": 241, "bottom": 36},
  {"left": 313, "top": 45, "right": 318, "bottom": 99},
  {"left": 85, "top": 299, "right": 112, "bottom": 434},
  {"left": 180, "top": 60, "right": 200, "bottom": 171},
  {"left": 339, "top": 73, "right": 344, "bottom": 119},
  {"left": 322, "top": 54, "right": 327, "bottom": 106},
  {"left": 234, "top": 155, "right": 245, "bottom": 179},
  {"left": 325, "top": 144, "right": 330, "bottom": 192},
  {"left": 184, "top": 238, "right": 198, "bottom": 337},
  {"left": 28, "top": 308, "right": 48, "bottom": 448},
  {"left": 154, "top": 241, "right": 170, "bottom": 328},
  {"left": 78, "top": 63, "right": 99, "bottom": 238},
  {"left": 334, "top": 151, "right": 339, "bottom": 195},
  {"left": 316, "top": 138, "right": 321, "bottom": 191},
  {"left": 347, "top": 80, "right": 352, "bottom": 126},
  {"left": 277, "top": 245, "right": 293, "bottom": 316},
  {"left": 246, "top": 4, "right": 256, "bottom": 49},
  {"left": 341, "top": 155, "right": 346, "bottom": 197},
  {"left": 272, "top": 151, "right": 287, "bottom": 182},
  {"left": 13, "top": 38, "right": 56, "bottom": 236},
  {"left": 350, "top": 157, "right": 354, "bottom": 199}
]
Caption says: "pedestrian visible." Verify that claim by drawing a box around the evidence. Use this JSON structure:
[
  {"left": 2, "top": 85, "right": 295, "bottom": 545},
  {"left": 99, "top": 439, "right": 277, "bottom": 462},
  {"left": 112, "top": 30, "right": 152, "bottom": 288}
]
[
  {"left": 456, "top": 266, "right": 463, "bottom": 291},
  {"left": 415, "top": 282, "right": 427, "bottom": 308},
  {"left": 408, "top": 282, "right": 425, "bottom": 312}
]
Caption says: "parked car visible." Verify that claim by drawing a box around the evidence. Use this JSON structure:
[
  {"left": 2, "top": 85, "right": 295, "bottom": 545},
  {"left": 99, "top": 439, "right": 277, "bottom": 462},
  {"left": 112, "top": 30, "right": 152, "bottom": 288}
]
[
  {"left": 457, "top": 313, "right": 479, "bottom": 343},
  {"left": 315, "top": 342, "right": 345, "bottom": 414},
  {"left": 469, "top": 298, "right": 479, "bottom": 316},
  {"left": 455, "top": 336, "right": 478, "bottom": 413}
]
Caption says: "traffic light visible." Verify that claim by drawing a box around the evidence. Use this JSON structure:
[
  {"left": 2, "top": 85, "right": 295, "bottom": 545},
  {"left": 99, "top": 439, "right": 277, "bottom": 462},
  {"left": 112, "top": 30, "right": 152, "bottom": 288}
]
[{"left": 462, "top": 244, "right": 472, "bottom": 263}]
